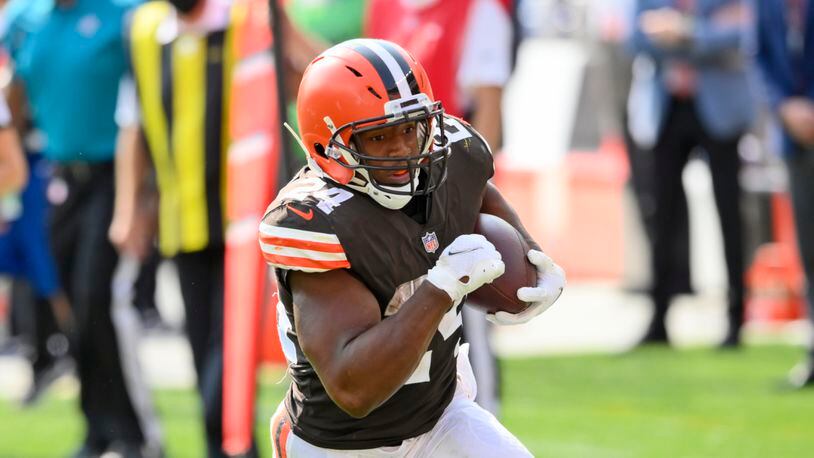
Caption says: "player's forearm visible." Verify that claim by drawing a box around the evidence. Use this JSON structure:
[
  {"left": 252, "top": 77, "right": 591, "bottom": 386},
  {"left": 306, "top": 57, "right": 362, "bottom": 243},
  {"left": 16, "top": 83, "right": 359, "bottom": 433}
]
[
  {"left": 112, "top": 127, "right": 146, "bottom": 223},
  {"left": 322, "top": 284, "right": 452, "bottom": 418},
  {"left": 0, "top": 128, "right": 27, "bottom": 195}
]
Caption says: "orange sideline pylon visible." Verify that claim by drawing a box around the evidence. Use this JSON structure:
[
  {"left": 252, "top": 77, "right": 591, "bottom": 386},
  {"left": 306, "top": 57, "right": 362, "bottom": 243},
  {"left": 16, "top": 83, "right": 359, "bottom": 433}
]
[
  {"left": 745, "top": 192, "right": 806, "bottom": 322},
  {"left": 223, "top": 0, "right": 284, "bottom": 454}
]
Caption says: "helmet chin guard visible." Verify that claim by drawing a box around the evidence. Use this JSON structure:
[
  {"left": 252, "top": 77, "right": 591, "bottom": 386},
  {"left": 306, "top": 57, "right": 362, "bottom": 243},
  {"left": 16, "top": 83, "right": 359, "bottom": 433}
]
[{"left": 356, "top": 178, "right": 417, "bottom": 210}]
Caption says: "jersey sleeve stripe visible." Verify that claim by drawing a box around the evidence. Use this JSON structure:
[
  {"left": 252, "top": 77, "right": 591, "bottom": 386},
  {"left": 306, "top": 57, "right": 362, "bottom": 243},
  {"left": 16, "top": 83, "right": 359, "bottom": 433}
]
[
  {"left": 260, "top": 243, "right": 348, "bottom": 262},
  {"left": 259, "top": 223, "right": 342, "bottom": 245},
  {"left": 259, "top": 235, "right": 346, "bottom": 254},
  {"left": 262, "top": 252, "right": 351, "bottom": 271}
]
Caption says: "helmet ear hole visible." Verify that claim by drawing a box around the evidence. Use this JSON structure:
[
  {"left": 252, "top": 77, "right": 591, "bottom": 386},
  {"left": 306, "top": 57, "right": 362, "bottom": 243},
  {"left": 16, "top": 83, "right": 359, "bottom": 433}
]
[{"left": 314, "top": 143, "right": 326, "bottom": 157}]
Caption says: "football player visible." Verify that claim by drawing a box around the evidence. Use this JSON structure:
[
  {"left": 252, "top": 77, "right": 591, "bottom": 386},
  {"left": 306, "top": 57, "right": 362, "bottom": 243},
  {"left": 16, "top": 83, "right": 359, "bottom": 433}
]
[{"left": 259, "top": 39, "right": 565, "bottom": 457}]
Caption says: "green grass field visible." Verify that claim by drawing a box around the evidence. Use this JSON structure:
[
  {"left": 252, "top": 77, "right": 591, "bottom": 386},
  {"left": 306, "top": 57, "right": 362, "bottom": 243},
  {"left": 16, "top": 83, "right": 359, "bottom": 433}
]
[{"left": 2, "top": 345, "right": 813, "bottom": 457}]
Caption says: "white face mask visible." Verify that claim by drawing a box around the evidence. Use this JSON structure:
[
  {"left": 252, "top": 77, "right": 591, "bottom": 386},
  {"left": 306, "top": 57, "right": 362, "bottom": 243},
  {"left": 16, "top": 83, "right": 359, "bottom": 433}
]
[{"left": 348, "top": 169, "right": 421, "bottom": 210}]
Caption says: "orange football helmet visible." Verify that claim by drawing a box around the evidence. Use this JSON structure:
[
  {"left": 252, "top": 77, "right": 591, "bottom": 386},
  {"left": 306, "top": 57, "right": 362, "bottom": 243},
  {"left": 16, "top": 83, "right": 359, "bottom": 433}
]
[{"left": 296, "top": 39, "right": 450, "bottom": 209}]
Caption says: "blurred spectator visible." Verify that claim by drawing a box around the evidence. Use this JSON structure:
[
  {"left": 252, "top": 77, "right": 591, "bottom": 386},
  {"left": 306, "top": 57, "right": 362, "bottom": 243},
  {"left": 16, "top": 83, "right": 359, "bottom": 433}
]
[
  {"left": 112, "top": 0, "right": 323, "bottom": 455},
  {"left": 365, "top": 0, "right": 514, "bottom": 415},
  {"left": 114, "top": 1, "right": 244, "bottom": 456},
  {"left": 2, "top": 60, "right": 76, "bottom": 406},
  {"left": 755, "top": 0, "right": 814, "bottom": 387},
  {"left": 0, "top": 85, "right": 29, "bottom": 355},
  {"left": 628, "top": 0, "right": 755, "bottom": 347},
  {"left": 600, "top": 1, "right": 688, "bottom": 303},
  {"left": 0, "top": 91, "right": 75, "bottom": 406},
  {"left": 594, "top": 0, "right": 695, "bottom": 299},
  {"left": 1, "top": 0, "right": 162, "bottom": 457}
]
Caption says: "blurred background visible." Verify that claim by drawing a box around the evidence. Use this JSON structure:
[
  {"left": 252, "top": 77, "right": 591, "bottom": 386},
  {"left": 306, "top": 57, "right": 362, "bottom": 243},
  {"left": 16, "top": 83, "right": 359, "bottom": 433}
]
[{"left": 1, "top": 0, "right": 814, "bottom": 457}]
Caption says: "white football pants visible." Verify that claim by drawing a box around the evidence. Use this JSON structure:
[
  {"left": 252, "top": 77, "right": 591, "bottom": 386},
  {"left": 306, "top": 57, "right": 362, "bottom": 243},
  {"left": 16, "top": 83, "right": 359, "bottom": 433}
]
[{"left": 270, "top": 344, "right": 532, "bottom": 457}]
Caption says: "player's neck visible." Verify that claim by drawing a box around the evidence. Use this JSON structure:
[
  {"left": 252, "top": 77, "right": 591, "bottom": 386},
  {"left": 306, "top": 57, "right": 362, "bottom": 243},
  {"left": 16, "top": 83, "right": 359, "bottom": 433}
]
[{"left": 401, "top": 194, "right": 432, "bottom": 225}]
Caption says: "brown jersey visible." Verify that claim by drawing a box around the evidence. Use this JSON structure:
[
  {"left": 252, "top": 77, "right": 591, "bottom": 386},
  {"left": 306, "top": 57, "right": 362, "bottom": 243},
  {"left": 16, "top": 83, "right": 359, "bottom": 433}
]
[{"left": 258, "top": 115, "right": 493, "bottom": 449}]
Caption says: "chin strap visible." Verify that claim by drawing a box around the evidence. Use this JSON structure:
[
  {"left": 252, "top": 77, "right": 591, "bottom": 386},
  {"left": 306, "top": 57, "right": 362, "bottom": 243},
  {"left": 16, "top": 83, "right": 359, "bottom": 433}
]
[
  {"left": 284, "top": 122, "right": 328, "bottom": 177},
  {"left": 284, "top": 122, "right": 309, "bottom": 158}
]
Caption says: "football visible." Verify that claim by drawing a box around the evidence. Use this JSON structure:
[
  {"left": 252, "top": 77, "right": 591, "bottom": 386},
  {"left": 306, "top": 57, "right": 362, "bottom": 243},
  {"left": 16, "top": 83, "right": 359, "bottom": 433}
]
[{"left": 466, "top": 213, "right": 538, "bottom": 315}]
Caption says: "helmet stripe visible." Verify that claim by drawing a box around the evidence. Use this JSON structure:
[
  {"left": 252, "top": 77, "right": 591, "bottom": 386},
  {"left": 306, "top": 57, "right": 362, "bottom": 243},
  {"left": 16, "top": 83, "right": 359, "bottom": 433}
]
[
  {"left": 364, "top": 40, "right": 415, "bottom": 98},
  {"left": 378, "top": 41, "right": 420, "bottom": 96},
  {"left": 348, "top": 40, "right": 412, "bottom": 100},
  {"left": 349, "top": 44, "right": 400, "bottom": 99}
]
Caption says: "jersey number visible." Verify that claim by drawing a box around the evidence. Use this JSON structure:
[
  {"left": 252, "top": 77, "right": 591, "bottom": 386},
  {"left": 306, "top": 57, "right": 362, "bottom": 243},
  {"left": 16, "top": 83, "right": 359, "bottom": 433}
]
[
  {"left": 436, "top": 117, "right": 473, "bottom": 145},
  {"left": 404, "top": 305, "right": 462, "bottom": 385},
  {"left": 275, "top": 178, "right": 353, "bottom": 215},
  {"left": 315, "top": 187, "right": 353, "bottom": 215}
]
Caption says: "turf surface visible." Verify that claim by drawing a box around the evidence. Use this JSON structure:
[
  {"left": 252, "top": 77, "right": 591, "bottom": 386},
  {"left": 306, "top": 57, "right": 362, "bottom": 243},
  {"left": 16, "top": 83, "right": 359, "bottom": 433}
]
[{"left": 1, "top": 345, "right": 813, "bottom": 457}]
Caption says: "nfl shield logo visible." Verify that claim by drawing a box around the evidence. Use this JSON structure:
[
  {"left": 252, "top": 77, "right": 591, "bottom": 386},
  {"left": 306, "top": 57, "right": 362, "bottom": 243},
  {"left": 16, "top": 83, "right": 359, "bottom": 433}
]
[{"left": 421, "top": 232, "right": 439, "bottom": 254}]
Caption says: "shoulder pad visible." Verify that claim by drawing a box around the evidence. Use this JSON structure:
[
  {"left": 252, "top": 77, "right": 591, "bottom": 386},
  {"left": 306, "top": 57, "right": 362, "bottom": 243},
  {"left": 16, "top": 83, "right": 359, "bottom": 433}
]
[
  {"left": 258, "top": 201, "right": 350, "bottom": 273},
  {"left": 441, "top": 115, "right": 492, "bottom": 154}
]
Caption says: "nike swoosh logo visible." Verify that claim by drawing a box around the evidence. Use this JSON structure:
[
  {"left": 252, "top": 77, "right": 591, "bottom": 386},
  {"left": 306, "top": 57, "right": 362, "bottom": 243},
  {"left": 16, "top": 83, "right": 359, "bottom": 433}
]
[
  {"left": 287, "top": 204, "right": 314, "bottom": 221},
  {"left": 447, "top": 248, "right": 478, "bottom": 256}
]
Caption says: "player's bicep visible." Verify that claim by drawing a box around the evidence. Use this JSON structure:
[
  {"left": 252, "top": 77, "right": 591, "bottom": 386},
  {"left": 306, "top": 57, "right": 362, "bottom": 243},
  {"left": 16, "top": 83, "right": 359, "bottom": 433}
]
[{"left": 289, "top": 269, "right": 381, "bottom": 375}]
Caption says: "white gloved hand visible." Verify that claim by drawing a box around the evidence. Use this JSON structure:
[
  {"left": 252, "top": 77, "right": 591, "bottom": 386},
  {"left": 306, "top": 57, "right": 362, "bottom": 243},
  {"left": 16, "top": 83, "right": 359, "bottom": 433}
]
[
  {"left": 427, "top": 234, "right": 505, "bottom": 305},
  {"left": 486, "top": 249, "right": 565, "bottom": 325}
]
